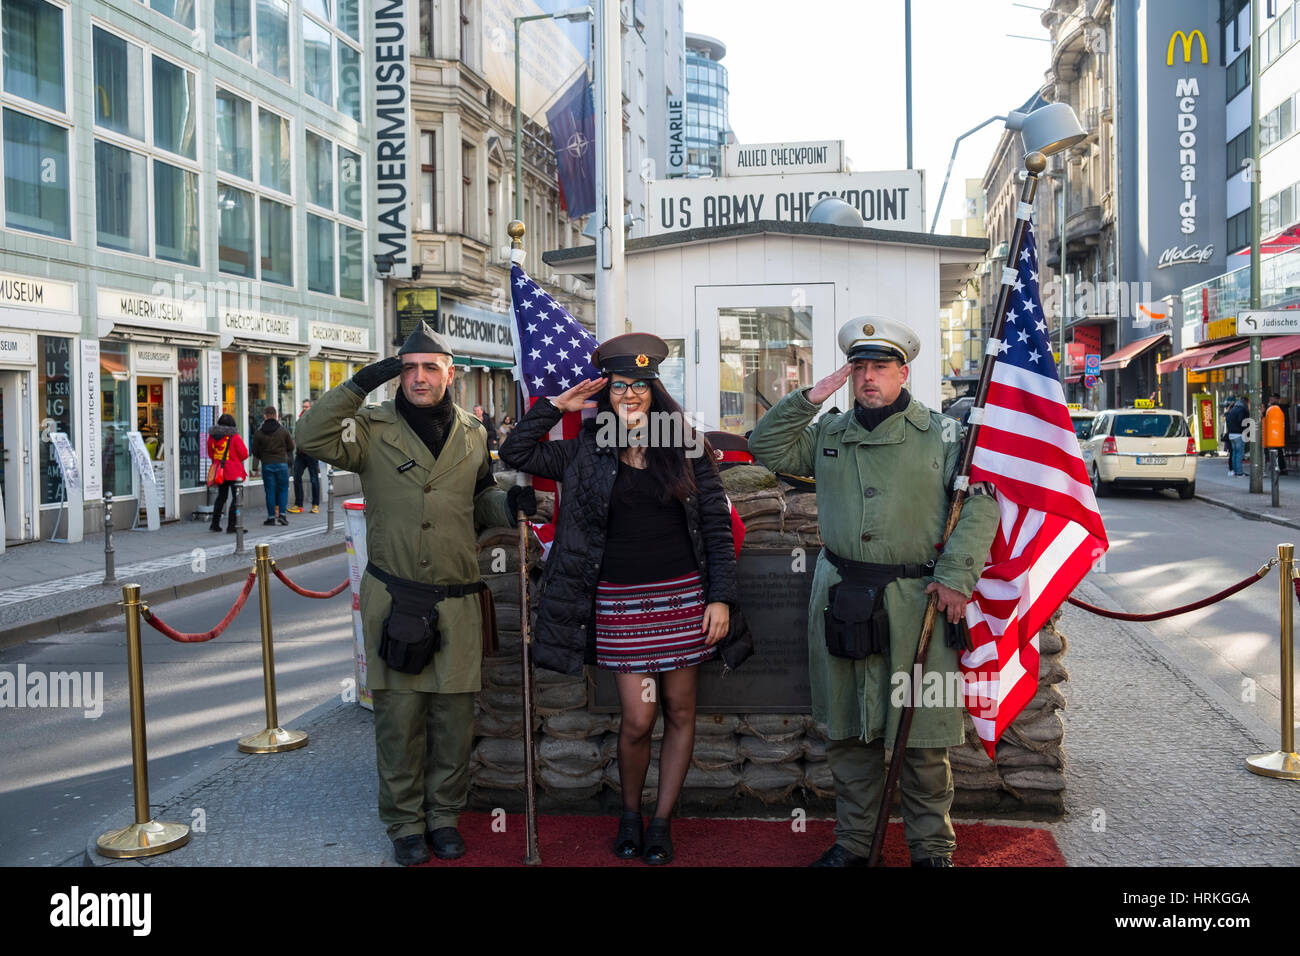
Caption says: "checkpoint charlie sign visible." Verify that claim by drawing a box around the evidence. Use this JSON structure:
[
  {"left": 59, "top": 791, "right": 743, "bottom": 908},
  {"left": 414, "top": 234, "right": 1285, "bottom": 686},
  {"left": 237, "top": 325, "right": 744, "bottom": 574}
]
[{"left": 645, "top": 169, "right": 924, "bottom": 236}]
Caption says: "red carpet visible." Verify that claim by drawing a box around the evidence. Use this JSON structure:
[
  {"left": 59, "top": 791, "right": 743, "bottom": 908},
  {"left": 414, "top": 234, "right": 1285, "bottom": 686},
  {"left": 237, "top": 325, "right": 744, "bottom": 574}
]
[{"left": 419, "top": 813, "right": 1065, "bottom": 867}]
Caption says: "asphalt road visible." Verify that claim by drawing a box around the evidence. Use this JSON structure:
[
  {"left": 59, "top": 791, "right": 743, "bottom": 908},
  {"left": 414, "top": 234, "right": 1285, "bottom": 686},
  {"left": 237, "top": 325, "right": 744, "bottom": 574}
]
[
  {"left": 0, "top": 554, "right": 355, "bottom": 867},
  {"left": 1083, "top": 486, "right": 1296, "bottom": 746}
]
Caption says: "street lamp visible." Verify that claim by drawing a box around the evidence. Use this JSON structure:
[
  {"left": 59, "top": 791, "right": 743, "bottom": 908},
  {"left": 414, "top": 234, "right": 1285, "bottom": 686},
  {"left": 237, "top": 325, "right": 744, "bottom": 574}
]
[
  {"left": 514, "top": 6, "right": 592, "bottom": 222},
  {"left": 930, "top": 102, "right": 1086, "bottom": 234}
]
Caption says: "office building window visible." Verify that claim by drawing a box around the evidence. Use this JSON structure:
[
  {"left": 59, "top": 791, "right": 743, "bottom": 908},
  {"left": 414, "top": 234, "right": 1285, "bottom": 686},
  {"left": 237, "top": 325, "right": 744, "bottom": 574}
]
[
  {"left": 1227, "top": 48, "right": 1250, "bottom": 101},
  {"left": 2, "top": 0, "right": 64, "bottom": 112},
  {"left": 462, "top": 141, "right": 474, "bottom": 235},
  {"left": 3, "top": 107, "right": 69, "bottom": 238},
  {"left": 1227, "top": 209, "right": 1251, "bottom": 254},
  {"left": 419, "top": 0, "right": 434, "bottom": 56},
  {"left": 339, "top": 224, "right": 363, "bottom": 300},
  {"left": 215, "top": 0, "right": 252, "bottom": 58},
  {"left": 1226, "top": 128, "right": 1251, "bottom": 179},
  {"left": 419, "top": 131, "right": 435, "bottom": 230},
  {"left": 1260, "top": 95, "right": 1294, "bottom": 152},
  {"left": 92, "top": 26, "right": 201, "bottom": 264},
  {"left": 256, "top": 0, "right": 290, "bottom": 81},
  {"left": 216, "top": 88, "right": 253, "bottom": 179},
  {"left": 257, "top": 106, "right": 291, "bottom": 194},
  {"left": 218, "top": 183, "right": 254, "bottom": 276},
  {"left": 306, "top": 130, "right": 333, "bottom": 208},
  {"left": 260, "top": 196, "right": 292, "bottom": 285},
  {"left": 307, "top": 213, "right": 335, "bottom": 294},
  {"left": 339, "top": 146, "right": 362, "bottom": 219},
  {"left": 303, "top": 0, "right": 363, "bottom": 119},
  {"left": 138, "top": 0, "right": 196, "bottom": 29}
]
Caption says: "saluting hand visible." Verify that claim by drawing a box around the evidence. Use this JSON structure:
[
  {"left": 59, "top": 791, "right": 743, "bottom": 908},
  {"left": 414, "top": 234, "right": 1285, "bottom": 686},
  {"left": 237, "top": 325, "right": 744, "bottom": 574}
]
[
  {"left": 807, "top": 363, "right": 852, "bottom": 405},
  {"left": 701, "top": 602, "right": 730, "bottom": 646},
  {"left": 550, "top": 377, "right": 608, "bottom": 413}
]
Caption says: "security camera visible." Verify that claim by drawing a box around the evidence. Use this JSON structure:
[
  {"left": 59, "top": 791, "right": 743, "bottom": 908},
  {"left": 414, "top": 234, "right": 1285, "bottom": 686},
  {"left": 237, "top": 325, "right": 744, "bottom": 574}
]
[{"left": 373, "top": 253, "right": 395, "bottom": 276}]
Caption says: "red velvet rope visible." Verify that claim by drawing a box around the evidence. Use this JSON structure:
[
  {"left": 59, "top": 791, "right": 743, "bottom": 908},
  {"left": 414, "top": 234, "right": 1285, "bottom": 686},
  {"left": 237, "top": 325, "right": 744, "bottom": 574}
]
[
  {"left": 1292, "top": 576, "right": 1299, "bottom": 604},
  {"left": 1067, "top": 570, "right": 1268, "bottom": 622},
  {"left": 271, "top": 565, "right": 349, "bottom": 599},
  {"left": 141, "top": 571, "right": 257, "bottom": 643}
]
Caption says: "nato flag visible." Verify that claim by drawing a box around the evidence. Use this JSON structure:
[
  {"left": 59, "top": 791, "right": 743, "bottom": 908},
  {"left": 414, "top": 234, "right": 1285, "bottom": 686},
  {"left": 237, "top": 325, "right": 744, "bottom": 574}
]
[{"left": 546, "top": 75, "right": 596, "bottom": 219}]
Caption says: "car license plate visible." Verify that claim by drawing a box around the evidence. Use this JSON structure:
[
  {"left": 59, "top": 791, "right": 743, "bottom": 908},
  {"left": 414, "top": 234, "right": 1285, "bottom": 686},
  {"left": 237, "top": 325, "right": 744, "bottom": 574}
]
[{"left": 1136, "top": 456, "right": 1167, "bottom": 465}]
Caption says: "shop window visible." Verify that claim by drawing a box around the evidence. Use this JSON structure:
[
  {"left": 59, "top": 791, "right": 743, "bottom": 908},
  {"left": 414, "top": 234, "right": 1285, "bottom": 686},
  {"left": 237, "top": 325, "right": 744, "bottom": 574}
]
[
  {"left": 100, "top": 342, "right": 133, "bottom": 498},
  {"left": 309, "top": 358, "right": 326, "bottom": 399},
  {"left": 38, "top": 335, "right": 73, "bottom": 505},
  {"left": 328, "top": 360, "right": 347, "bottom": 392},
  {"left": 2, "top": 0, "right": 64, "bottom": 112},
  {"left": 178, "top": 348, "right": 202, "bottom": 490},
  {"left": 277, "top": 358, "right": 295, "bottom": 428},
  {"left": 3, "top": 108, "right": 69, "bottom": 239},
  {"left": 246, "top": 354, "right": 274, "bottom": 473},
  {"left": 221, "top": 351, "right": 239, "bottom": 421}
]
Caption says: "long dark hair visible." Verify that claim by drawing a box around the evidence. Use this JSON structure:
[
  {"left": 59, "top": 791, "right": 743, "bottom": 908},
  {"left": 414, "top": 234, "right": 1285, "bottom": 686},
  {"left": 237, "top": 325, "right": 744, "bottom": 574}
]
[{"left": 596, "top": 378, "right": 716, "bottom": 501}]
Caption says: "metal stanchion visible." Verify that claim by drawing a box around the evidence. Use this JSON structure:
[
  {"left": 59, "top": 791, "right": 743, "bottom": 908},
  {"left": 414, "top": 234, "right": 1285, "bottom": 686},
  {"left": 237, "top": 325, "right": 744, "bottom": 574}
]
[
  {"left": 325, "top": 467, "right": 335, "bottom": 534},
  {"left": 1272, "top": 450, "right": 1281, "bottom": 509},
  {"left": 237, "top": 543, "right": 308, "bottom": 753},
  {"left": 102, "top": 491, "right": 116, "bottom": 585},
  {"left": 1246, "top": 543, "right": 1300, "bottom": 779},
  {"left": 96, "top": 584, "right": 191, "bottom": 858},
  {"left": 233, "top": 481, "right": 246, "bottom": 555}
]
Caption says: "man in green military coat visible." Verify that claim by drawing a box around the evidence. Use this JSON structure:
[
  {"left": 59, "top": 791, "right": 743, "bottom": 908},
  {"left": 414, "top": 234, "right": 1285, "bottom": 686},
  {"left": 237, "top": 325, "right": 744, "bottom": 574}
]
[
  {"left": 296, "top": 322, "right": 527, "bottom": 866},
  {"left": 749, "top": 317, "right": 998, "bottom": 867}
]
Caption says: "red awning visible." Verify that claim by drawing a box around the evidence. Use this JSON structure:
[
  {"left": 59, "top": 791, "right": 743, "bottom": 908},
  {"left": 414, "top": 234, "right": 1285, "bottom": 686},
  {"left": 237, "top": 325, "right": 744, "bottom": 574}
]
[
  {"left": 1098, "top": 333, "right": 1169, "bottom": 371},
  {"left": 1202, "top": 333, "right": 1300, "bottom": 371},
  {"left": 1156, "top": 338, "right": 1247, "bottom": 374},
  {"left": 1233, "top": 225, "right": 1300, "bottom": 256},
  {"left": 1064, "top": 374, "right": 1082, "bottom": 384}
]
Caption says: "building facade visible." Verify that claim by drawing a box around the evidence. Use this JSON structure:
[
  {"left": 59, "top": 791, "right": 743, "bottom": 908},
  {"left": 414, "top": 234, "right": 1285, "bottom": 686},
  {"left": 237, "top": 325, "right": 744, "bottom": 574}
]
[
  {"left": 941, "top": 178, "right": 987, "bottom": 392},
  {"left": 0, "top": 0, "right": 376, "bottom": 545},
  {"left": 684, "top": 31, "right": 729, "bottom": 177}
]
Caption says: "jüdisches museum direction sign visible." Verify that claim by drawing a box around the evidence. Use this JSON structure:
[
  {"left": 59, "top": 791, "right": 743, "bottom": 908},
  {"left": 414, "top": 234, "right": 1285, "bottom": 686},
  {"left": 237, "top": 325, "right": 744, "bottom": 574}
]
[{"left": 645, "top": 170, "right": 924, "bottom": 236}]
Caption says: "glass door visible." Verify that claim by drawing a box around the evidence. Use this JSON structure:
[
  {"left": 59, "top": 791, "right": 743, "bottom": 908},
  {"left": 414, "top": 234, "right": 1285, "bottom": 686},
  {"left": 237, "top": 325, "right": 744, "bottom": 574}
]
[
  {"left": 0, "top": 370, "right": 33, "bottom": 543},
  {"left": 136, "top": 375, "right": 177, "bottom": 520}
]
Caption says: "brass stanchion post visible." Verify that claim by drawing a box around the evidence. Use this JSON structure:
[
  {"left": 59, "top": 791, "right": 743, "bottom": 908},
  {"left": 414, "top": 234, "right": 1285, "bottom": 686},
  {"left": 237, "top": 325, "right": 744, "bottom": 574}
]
[
  {"left": 1246, "top": 543, "right": 1300, "bottom": 779},
  {"left": 237, "top": 543, "right": 308, "bottom": 753},
  {"left": 96, "top": 584, "right": 190, "bottom": 857}
]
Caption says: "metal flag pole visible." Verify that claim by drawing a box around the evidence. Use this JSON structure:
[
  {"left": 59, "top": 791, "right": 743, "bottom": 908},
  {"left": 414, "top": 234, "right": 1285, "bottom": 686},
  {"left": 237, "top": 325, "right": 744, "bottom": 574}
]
[
  {"left": 867, "top": 151, "right": 1050, "bottom": 867},
  {"left": 508, "top": 219, "right": 541, "bottom": 865}
]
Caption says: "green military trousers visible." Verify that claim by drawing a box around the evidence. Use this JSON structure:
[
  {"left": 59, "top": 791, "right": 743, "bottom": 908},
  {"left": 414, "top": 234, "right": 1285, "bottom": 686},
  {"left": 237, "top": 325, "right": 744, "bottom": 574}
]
[
  {"left": 372, "top": 689, "right": 475, "bottom": 841},
  {"left": 825, "top": 736, "right": 956, "bottom": 862}
]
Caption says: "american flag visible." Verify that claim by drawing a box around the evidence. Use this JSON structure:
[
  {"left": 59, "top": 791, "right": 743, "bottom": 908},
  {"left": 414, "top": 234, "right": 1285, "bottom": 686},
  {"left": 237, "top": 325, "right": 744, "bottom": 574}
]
[
  {"left": 509, "top": 260, "right": 599, "bottom": 546},
  {"left": 962, "top": 219, "right": 1109, "bottom": 759}
]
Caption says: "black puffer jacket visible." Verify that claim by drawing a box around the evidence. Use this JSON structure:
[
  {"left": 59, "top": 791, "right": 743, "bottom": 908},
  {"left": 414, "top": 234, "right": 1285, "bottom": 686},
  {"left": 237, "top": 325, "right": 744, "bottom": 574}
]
[{"left": 499, "top": 399, "right": 738, "bottom": 675}]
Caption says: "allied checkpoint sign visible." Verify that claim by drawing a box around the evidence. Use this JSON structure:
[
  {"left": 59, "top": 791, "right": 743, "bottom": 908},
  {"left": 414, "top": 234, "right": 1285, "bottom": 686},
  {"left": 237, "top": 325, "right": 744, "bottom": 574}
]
[
  {"left": 645, "top": 170, "right": 925, "bottom": 237},
  {"left": 722, "top": 140, "right": 844, "bottom": 177}
]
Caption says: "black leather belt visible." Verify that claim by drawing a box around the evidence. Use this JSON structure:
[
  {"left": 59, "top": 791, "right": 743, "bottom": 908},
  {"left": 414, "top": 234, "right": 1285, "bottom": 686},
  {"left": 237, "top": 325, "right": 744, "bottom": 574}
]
[
  {"left": 365, "top": 561, "right": 485, "bottom": 598},
  {"left": 823, "top": 546, "right": 935, "bottom": 580}
]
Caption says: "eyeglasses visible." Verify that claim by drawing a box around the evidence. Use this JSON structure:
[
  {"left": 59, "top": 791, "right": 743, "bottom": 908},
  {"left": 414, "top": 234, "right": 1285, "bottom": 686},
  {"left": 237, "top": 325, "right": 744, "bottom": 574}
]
[{"left": 609, "top": 381, "right": 650, "bottom": 395}]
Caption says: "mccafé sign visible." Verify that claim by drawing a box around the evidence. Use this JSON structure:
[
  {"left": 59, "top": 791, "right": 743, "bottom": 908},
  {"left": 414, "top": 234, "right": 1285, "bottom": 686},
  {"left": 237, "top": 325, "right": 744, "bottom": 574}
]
[{"left": 1167, "top": 29, "right": 1208, "bottom": 66}]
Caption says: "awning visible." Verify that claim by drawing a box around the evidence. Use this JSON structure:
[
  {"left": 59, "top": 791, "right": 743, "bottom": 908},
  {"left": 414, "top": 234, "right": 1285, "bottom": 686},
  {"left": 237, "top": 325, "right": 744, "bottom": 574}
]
[
  {"left": 1098, "top": 333, "right": 1169, "bottom": 371},
  {"left": 1156, "top": 338, "right": 1246, "bottom": 374},
  {"left": 453, "top": 356, "right": 515, "bottom": 370},
  {"left": 1064, "top": 374, "right": 1082, "bottom": 384},
  {"left": 1201, "top": 333, "right": 1300, "bottom": 371}
]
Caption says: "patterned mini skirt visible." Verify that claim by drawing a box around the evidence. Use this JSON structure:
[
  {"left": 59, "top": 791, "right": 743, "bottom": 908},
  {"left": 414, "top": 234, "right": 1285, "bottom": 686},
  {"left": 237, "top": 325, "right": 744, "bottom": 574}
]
[{"left": 594, "top": 572, "right": 717, "bottom": 673}]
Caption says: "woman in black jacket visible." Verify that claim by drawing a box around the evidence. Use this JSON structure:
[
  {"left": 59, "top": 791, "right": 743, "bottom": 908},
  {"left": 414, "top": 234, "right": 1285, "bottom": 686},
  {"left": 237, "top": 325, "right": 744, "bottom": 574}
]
[{"left": 499, "top": 333, "right": 737, "bottom": 865}]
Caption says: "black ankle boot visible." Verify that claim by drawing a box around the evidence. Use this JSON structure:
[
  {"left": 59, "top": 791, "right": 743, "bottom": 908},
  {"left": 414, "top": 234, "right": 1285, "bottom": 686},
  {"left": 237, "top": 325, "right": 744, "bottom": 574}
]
[
  {"left": 643, "top": 817, "right": 673, "bottom": 865},
  {"left": 613, "top": 811, "right": 643, "bottom": 859}
]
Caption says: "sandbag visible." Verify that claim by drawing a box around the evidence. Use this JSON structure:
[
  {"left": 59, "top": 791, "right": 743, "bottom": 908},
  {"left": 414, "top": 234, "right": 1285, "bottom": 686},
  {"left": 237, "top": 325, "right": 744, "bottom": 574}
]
[
  {"left": 538, "top": 736, "right": 602, "bottom": 775},
  {"left": 738, "top": 733, "right": 803, "bottom": 764},
  {"left": 742, "top": 714, "right": 808, "bottom": 742},
  {"left": 696, "top": 713, "right": 742, "bottom": 736},
  {"left": 1001, "top": 768, "right": 1066, "bottom": 793},
  {"left": 473, "top": 737, "right": 526, "bottom": 772},
  {"left": 543, "top": 711, "right": 613, "bottom": 739}
]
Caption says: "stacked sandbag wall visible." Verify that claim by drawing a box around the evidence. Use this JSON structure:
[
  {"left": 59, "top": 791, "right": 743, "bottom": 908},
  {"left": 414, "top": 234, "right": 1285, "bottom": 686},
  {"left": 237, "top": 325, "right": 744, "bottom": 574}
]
[{"left": 467, "top": 469, "right": 1067, "bottom": 817}]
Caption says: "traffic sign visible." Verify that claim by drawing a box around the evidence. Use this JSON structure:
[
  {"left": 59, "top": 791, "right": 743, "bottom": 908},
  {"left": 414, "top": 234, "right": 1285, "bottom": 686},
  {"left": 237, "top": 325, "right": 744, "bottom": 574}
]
[
  {"left": 1084, "top": 353, "right": 1101, "bottom": 376},
  {"left": 1237, "top": 310, "right": 1300, "bottom": 334},
  {"left": 1084, "top": 374, "right": 1098, "bottom": 389}
]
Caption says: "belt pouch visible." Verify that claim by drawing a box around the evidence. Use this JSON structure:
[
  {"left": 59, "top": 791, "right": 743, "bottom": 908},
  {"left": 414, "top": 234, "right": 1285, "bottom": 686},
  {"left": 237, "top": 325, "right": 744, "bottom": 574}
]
[
  {"left": 823, "top": 581, "right": 890, "bottom": 660},
  {"left": 378, "top": 580, "right": 443, "bottom": 674}
]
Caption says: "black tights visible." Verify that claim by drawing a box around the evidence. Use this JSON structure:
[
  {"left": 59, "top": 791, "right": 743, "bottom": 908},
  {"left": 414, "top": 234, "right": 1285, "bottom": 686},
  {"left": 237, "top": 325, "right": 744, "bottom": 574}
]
[{"left": 614, "top": 667, "right": 699, "bottom": 820}]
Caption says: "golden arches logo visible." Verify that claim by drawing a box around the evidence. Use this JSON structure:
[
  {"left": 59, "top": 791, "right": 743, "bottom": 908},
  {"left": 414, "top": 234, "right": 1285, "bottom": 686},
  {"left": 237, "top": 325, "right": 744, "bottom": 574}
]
[{"left": 1167, "top": 29, "right": 1208, "bottom": 66}]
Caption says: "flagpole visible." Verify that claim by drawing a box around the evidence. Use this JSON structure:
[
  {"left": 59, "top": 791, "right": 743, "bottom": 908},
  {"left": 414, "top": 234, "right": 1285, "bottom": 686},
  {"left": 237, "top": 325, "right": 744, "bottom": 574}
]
[
  {"left": 508, "top": 219, "right": 542, "bottom": 866},
  {"left": 866, "top": 151, "right": 1049, "bottom": 867},
  {"left": 593, "top": 0, "right": 624, "bottom": 341}
]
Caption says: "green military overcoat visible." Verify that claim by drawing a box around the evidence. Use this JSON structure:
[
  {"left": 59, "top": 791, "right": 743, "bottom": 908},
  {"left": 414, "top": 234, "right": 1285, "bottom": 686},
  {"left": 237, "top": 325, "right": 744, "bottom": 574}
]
[
  {"left": 748, "top": 389, "right": 999, "bottom": 748},
  {"left": 295, "top": 381, "right": 512, "bottom": 694}
]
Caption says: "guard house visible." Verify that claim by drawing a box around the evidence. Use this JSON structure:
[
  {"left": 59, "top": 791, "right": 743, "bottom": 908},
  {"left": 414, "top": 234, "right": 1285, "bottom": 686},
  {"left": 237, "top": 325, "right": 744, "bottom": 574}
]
[{"left": 544, "top": 220, "right": 988, "bottom": 429}]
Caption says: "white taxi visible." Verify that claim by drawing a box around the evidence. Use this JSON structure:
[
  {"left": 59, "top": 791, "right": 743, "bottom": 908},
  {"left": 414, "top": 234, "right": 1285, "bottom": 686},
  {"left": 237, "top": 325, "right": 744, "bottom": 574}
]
[{"left": 1080, "top": 403, "right": 1197, "bottom": 499}]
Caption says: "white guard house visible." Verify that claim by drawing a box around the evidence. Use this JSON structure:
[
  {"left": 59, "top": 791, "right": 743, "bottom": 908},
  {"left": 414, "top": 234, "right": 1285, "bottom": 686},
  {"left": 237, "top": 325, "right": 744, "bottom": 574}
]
[{"left": 544, "top": 221, "right": 988, "bottom": 432}]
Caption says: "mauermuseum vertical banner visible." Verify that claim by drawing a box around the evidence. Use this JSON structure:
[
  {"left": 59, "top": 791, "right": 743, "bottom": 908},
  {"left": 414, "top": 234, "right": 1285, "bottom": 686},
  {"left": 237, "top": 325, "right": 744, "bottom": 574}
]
[{"left": 373, "top": 0, "right": 414, "bottom": 278}]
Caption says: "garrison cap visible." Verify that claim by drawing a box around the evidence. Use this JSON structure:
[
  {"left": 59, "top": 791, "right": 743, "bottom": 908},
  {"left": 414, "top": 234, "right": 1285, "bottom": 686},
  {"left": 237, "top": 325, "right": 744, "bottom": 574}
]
[
  {"left": 398, "top": 320, "right": 455, "bottom": 358},
  {"left": 591, "top": 332, "right": 669, "bottom": 379},
  {"left": 837, "top": 316, "right": 920, "bottom": 364},
  {"left": 705, "top": 430, "right": 754, "bottom": 469}
]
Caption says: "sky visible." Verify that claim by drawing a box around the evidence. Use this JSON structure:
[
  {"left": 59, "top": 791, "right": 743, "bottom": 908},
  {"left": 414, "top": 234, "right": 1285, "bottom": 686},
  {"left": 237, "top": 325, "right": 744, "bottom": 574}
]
[{"left": 682, "top": 0, "right": 1056, "bottom": 234}]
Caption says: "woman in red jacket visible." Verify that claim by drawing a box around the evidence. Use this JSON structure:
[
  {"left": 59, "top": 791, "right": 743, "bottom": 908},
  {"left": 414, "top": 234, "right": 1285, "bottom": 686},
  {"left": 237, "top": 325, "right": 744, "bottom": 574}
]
[{"left": 207, "top": 413, "right": 250, "bottom": 532}]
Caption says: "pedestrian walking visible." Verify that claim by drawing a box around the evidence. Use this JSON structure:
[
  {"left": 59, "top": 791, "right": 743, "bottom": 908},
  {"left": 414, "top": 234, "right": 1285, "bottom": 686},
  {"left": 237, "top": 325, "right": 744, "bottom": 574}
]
[
  {"left": 207, "top": 413, "right": 249, "bottom": 533},
  {"left": 289, "top": 398, "right": 321, "bottom": 514},
  {"left": 1226, "top": 395, "right": 1249, "bottom": 476},
  {"left": 251, "top": 406, "right": 294, "bottom": 525},
  {"left": 748, "top": 317, "right": 998, "bottom": 867},
  {"left": 499, "top": 332, "right": 739, "bottom": 865},
  {"left": 295, "top": 321, "right": 521, "bottom": 866}
]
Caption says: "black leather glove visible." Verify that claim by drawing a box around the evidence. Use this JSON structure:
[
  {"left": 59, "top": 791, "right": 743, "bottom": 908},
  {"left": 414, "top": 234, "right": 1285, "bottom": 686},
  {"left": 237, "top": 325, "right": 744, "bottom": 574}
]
[
  {"left": 351, "top": 356, "right": 403, "bottom": 394},
  {"left": 507, "top": 485, "right": 537, "bottom": 518}
]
